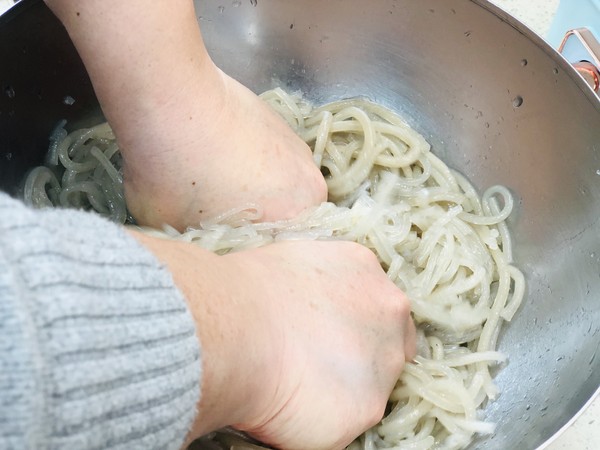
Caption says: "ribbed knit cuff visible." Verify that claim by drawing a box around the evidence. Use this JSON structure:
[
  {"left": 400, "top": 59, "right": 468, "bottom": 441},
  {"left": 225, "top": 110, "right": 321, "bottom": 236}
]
[{"left": 0, "top": 194, "right": 201, "bottom": 450}]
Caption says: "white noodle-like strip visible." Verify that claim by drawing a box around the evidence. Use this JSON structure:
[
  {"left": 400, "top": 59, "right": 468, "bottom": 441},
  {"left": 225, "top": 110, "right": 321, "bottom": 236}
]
[
  {"left": 501, "top": 265, "right": 526, "bottom": 321},
  {"left": 23, "top": 166, "right": 61, "bottom": 207},
  {"left": 46, "top": 119, "right": 68, "bottom": 167},
  {"left": 22, "top": 89, "right": 525, "bottom": 450}
]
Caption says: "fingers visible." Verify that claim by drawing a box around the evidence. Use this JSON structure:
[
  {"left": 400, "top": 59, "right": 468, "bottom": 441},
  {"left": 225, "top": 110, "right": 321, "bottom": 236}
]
[{"left": 223, "top": 240, "right": 417, "bottom": 450}]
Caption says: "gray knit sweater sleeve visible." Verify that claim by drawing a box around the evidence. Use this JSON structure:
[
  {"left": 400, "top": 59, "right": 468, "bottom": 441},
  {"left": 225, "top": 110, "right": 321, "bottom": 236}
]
[{"left": 0, "top": 193, "right": 202, "bottom": 450}]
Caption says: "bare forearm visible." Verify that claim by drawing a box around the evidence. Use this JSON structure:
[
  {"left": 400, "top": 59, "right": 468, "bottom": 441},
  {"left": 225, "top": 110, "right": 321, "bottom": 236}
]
[
  {"left": 43, "top": 0, "right": 223, "bottom": 162},
  {"left": 45, "top": 1, "right": 327, "bottom": 231}
]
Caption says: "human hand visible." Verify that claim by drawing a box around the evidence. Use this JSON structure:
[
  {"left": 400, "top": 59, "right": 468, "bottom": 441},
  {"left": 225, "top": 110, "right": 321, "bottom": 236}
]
[
  {"left": 122, "top": 69, "right": 327, "bottom": 230},
  {"left": 153, "top": 238, "right": 416, "bottom": 450},
  {"left": 45, "top": 0, "right": 327, "bottom": 231},
  {"left": 130, "top": 232, "right": 415, "bottom": 449},
  {"left": 225, "top": 241, "right": 416, "bottom": 450}
]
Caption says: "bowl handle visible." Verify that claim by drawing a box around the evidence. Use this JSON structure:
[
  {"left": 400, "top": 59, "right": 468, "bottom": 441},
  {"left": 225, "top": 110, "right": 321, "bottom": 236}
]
[{"left": 559, "top": 28, "right": 600, "bottom": 94}]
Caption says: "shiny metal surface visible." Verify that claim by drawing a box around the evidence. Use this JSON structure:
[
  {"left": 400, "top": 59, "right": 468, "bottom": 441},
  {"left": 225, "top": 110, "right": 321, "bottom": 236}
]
[
  {"left": 198, "top": 3, "right": 600, "bottom": 446},
  {"left": 1, "top": 0, "right": 599, "bottom": 449}
]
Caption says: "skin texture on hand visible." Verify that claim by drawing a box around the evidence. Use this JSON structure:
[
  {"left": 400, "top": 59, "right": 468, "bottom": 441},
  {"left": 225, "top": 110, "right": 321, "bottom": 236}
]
[
  {"left": 44, "top": 0, "right": 327, "bottom": 231},
  {"left": 130, "top": 232, "right": 416, "bottom": 450},
  {"left": 45, "top": 2, "right": 417, "bottom": 449}
]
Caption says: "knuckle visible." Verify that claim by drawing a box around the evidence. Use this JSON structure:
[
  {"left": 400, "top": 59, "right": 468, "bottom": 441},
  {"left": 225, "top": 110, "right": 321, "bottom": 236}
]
[{"left": 388, "top": 289, "right": 411, "bottom": 318}]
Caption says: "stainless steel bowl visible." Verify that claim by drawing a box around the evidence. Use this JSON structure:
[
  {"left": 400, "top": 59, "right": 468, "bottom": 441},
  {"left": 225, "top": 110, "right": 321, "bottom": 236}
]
[{"left": 1, "top": 1, "right": 599, "bottom": 448}]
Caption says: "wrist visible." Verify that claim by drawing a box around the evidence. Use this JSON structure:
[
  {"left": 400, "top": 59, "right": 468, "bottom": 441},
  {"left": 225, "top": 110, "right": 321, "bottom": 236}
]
[
  {"left": 127, "top": 231, "right": 278, "bottom": 440},
  {"left": 46, "top": 0, "right": 226, "bottom": 163}
]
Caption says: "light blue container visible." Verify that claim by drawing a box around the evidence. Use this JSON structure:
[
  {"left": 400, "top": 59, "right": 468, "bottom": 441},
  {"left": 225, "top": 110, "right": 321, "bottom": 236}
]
[{"left": 547, "top": 0, "right": 600, "bottom": 47}]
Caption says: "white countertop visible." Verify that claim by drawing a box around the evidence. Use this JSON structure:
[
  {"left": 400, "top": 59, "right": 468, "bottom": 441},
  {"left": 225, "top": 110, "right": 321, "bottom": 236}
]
[
  {"left": 0, "top": 0, "right": 597, "bottom": 448},
  {"left": 0, "top": 0, "right": 11, "bottom": 15}
]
